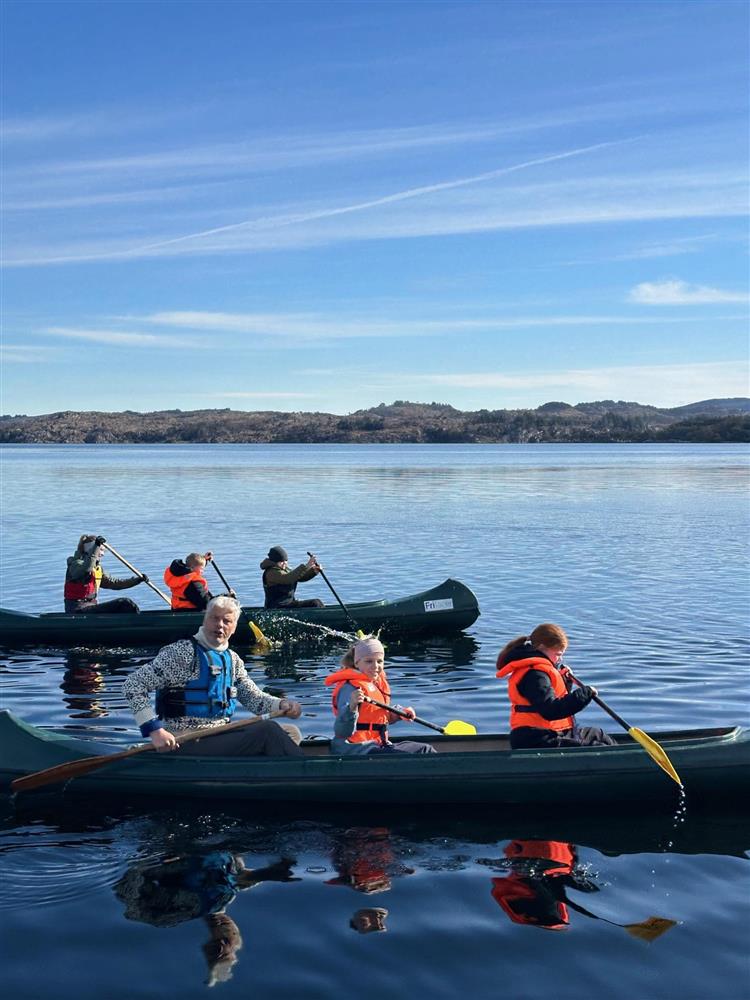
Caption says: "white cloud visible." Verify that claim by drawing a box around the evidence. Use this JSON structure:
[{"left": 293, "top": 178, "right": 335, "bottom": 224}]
[
  {"left": 0, "top": 344, "right": 54, "bottom": 363},
  {"left": 44, "top": 327, "right": 204, "bottom": 348},
  {"left": 406, "top": 361, "right": 750, "bottom": 405},
  {"left": 141, "top": 309, "right": 741, "bottom": 341},
  {"left": 629, "top": 279, "right": 749, "bottom": 305}
]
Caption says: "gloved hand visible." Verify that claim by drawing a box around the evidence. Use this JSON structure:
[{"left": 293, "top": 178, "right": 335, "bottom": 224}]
[
  {"left": 95, "top": 536, "right": 106, "bottom": 547},
  {"left": 141, "top": 574, "right": 150, "bottom": 583}
]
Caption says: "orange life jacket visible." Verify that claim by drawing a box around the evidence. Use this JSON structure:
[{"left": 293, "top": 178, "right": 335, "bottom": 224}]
[
  {"left": 64, "top": 563, "right": 103, "bottom": 602},
  {"left": 504, "top": 840, "right": 576, "bottom": 876},
  {"left": 490, "top": 876, "right": 569, "bottom": 930},
  {"left": 325, "top": 668, "right": 392, "bottom": 745},
  {"left": 163, "top": 566, "right": 207, "bottom": 610},
  {"left": 496, "top": 656, "right": 574, "bottom": 732}
]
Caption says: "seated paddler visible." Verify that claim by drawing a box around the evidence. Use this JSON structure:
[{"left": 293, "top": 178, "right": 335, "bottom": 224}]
[
  {"left": 123, "top": 596, "right": 304, "bottom": 757},
  {"left": 496, "top": 623, "right": 615, "bottom": 750},
  {"left": 64, "top": 534, "right": 149, "bottom": 613},
  {"left": 324, "top": 636, "right": 437, "bottom": 755},
  {"left": 260, "top": 546, "right": 324, "bottom": 609},
  {"left": 164, "top": 551, "right": 217, "bottom": 611}
]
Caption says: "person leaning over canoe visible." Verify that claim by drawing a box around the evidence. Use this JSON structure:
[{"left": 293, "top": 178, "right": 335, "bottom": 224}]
[
  {"left": 64, "top": 534, "right": 149, "bottom": 614},
  {"left": 163, "top": 550, "right": 233, "bottom": 611},
  {"left": 122, "top": 595, "right": 304, "bottom": 757},
  {"left": 496, "top": 623, "right": 615, "bottom": 750},
  {"left": 260, "top": 546, "right": 324, "bottom": 609},
  {"left": 325, "top": 636, "right": 436, "bottom": 755}
]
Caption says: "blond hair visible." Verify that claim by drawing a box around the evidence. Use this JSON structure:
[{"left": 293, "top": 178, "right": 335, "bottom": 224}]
[{"left": 185, "top": 552, "right": 207, "bottom": 569}]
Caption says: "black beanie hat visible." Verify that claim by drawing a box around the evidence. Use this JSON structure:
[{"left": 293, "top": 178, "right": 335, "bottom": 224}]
[{"left": 268, "top": 546, "right": 288, "bottom": 563}]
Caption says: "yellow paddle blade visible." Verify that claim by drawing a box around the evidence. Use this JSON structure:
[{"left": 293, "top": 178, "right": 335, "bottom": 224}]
[
  {"left": 444, "top": 720, "right": 477, "bottom": 736},
  {"left": 247, "top": 619, "right": 272, "bottom": 649},
  {"left": 628, "top": 726, "right": 682, "bottom": 786},
  {"left": 624, "top": 916, "right": 678, "bottom": 942},
  {"left": 355, "top": 630, "right": 367, "bottom": 639}
]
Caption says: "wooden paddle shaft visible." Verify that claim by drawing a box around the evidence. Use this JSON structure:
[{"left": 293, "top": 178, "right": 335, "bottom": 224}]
[
  {"left": 362, "top": 695, "right": 445, "bottom": 734},
  {"left": 12, "top": 711, "right": 286, "bottom": 793},
  {"left": 102, "top": 543, "right": 172, "bottom": 607}
]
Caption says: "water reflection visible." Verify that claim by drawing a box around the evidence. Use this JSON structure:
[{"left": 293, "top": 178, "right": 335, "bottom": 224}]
[
  {"left": 114, "top": 850, "right": 299, "bottom": 986},
  {"left": 481, "top": 838, "right": 675, "bottom": 939},
  {"left": 60, "top": 650, "right": 107, "bottom": 718}
]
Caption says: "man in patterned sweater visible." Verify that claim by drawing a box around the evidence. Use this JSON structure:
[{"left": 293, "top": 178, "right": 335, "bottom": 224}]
[{"left": 123, "top": 595, "right": 304, "bottom": 757}]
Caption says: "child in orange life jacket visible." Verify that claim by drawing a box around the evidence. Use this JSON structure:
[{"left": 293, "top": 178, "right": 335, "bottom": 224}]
[
  {"left": 496, "top": 623, "right": 616, "bottom": 750},
  {"left": 325, "top": 637, "right": 437, "bottom": 755},
  {"left": 164, "top": 552, "right": 215, "bottom": 611}
]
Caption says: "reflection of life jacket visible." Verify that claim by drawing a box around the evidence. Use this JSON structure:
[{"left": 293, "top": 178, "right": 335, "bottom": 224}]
[
  {"left": 496, "top": 657, "right": 574, "bottom": 731},
  {"left": 325, "top": 669, "right": 392, "bottom": 744},
  {"left": 504, "top": 840, "right": 576, "bottom": 876},
  {"left": 63, "top": 562, "right": 103, "bottom": 602},
  {"left": 491, "top": 875, "right": 569, "bottom": 930},
  {"left": 156, "top": 641, "right": 237, "bottom": 719},
  {"left": 163, "top": 564, "right": 208, "bottom": 610},
  {"left": 326, "top": 828, "right": 394, "bottom": 893},
  {"left": 491, "top": 839, "right": 574, "bottom": 930}
]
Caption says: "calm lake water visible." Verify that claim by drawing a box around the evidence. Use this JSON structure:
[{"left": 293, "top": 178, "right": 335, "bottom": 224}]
[{"left": 1, "top": 443, "right": 749, "bottom": 1000}]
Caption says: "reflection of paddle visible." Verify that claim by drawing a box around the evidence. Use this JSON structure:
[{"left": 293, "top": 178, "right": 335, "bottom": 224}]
[
  {"left": 566, "top": 668, "right": 682, "bottom": 786},
  {"left": 362, "top": 695, "right": 476, "bottom": 736},
  {"left": 209, "top": 558, "right": 270, "bottom": 648},
  {"left": 566, "top": 898, "right": 677, "bottom": 941},
  {"left": 12, "top": 710, "right": 287, "bottom": 793},
  {"left": 102, "top": 542, "right": 172, "bottom": 606},
  {"left": 306, "top": 551, "right": 360, "bottom": 633}
]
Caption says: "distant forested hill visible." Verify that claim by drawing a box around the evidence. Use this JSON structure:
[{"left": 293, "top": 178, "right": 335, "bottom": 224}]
[{"left": 1, "top": 398, "right": 748, "bottom": 444}]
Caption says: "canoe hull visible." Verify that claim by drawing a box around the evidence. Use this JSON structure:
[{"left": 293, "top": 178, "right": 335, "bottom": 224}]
[
  {"left": 2, "top": 712, "right": 747, "bottom": 809},
  {"left": 0, "top": 578, "right": 479, "bottom": 648}
]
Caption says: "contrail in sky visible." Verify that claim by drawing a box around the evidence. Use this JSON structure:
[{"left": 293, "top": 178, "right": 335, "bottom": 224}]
[{"left": 126, "top": 136, "right": 641, "bottom": 256}]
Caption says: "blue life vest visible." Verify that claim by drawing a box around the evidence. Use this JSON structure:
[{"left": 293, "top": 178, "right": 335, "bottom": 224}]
[{"left": 156, "top": 641, "right": 238, "bottom": 720}]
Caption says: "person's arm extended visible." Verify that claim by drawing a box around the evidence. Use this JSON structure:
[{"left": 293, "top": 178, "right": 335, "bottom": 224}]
[
  {"left": 99, "top": 570, "right": 144, "bottom": 591},
  {"left": 122, "top": 640, "right": 195, "bottom": 736},
  {"left": 516, "top": 669, "right": 594, "bottom": 721},
  {"left": 334, "top": 684, "right": 358, "bottom": 740},
  {"left": 264, "top": 563, "right": 314, "bottom": 586},
  {"left": 184, "top": 578, "right": 211, "bottom": 608}
]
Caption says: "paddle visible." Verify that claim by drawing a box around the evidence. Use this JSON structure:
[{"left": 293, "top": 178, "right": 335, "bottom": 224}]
[
  {"left": 362, "top": 695, "right": 476, "bottom": 736},
  {"left": 306, "top": 551, "right": 360, "bottom": 633},
  {"left": 208, "top": 557, "right": 271, "bottom": 648},
  {"left": 565, "top": 899, "right": 677, "bottom": 941},
  {"left": 11, "top": 710, "right": 287, "bottom": 793},
  {"left": 102, "top": 542, "right": 172, "bottom": 607},
  {"left": 565, "top": 668, "right": 682, "bottom": 786}
]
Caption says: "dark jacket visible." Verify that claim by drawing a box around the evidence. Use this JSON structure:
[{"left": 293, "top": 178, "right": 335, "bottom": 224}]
[{"left": 260, "top": 558, "right": 317, "bottom": 609}]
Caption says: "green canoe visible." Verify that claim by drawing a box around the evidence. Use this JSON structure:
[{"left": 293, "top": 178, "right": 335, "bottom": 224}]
[
  {"left": 0, "top": 578, "right": 479, "bottom": 648},
  {"left": 2, "top": 711, "right": 747, "bottom": 808}
]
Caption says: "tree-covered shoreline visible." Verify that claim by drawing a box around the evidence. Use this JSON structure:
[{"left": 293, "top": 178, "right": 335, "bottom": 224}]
[{"left": 1, "top": 398, "right": 748, "bottom": 444}]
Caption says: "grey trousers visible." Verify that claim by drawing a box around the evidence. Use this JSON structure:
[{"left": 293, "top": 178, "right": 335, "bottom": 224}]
[{"left": 178, "top": 720, "right": 305, "bottom": 758}]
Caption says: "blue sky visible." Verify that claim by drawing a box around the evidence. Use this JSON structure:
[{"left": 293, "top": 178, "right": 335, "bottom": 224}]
[{"left": 1, "top": 0, "right": 748, "bottom": 415}]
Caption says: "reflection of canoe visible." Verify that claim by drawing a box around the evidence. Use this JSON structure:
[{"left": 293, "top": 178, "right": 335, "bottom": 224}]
[
  {"left": 0, "top": 578, "right": 479, "bottom": 648},
  {"left": 2, "top": 711, "right": 747, "bottom": 807}
]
